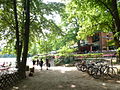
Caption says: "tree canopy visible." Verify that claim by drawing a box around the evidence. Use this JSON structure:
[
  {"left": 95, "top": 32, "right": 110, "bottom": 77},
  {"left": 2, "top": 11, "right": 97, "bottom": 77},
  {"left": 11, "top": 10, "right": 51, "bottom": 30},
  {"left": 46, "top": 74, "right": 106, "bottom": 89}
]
[{"left": 0, "top": 0, "right": 65, "bottom": 55}]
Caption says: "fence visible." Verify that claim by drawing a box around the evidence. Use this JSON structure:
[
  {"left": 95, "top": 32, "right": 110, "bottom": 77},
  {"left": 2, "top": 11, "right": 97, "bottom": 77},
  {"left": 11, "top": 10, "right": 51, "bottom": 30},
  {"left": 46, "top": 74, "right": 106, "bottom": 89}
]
[{"left": 0, "top": 67, "right": 21, "bottom": 90}]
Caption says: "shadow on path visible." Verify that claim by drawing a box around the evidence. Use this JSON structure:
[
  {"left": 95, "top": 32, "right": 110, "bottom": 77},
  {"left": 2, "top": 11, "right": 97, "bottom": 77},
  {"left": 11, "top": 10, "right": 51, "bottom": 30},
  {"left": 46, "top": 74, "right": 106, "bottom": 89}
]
[{"left": 11, "top": 66, "right": 120, "bottom": 90}]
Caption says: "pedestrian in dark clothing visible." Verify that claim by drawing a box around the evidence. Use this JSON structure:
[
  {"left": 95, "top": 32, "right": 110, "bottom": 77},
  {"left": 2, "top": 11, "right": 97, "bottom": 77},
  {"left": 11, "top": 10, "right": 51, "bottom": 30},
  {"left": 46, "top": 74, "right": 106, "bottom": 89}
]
[
  {"left": 39, "top": 59, "right": 43, "bottom": 70},
  {"left": 32, "top": 60, "right": 36, "bottom": 66},
  {"left": 46, "top": 58, "right": 49, "bottom": 70},
  {"left": 37, "top": 59, "right": 39, "bottom": 66}
]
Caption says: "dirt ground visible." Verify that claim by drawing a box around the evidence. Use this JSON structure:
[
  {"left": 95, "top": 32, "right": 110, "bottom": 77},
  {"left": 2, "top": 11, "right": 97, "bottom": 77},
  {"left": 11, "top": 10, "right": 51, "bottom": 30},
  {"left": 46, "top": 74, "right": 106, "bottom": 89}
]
[{"left": 11, "top": 66, "right": 120, "bottom": 90}]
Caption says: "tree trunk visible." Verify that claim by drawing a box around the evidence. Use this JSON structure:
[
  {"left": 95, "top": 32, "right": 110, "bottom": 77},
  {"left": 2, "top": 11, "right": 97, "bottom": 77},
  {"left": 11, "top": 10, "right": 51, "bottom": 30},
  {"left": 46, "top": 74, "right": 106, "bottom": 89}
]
[
  {"left": 111, "top": 0, "right": 120, "bottom": 63},
  {"left": 21, "top": 0, "right": 30, "bottom": 78},
  {"left": 111, "top": 0, "right": 120, "bottom": 32},
  {"left": 13, "top": 0, "right": 22, "bottom": 71}
]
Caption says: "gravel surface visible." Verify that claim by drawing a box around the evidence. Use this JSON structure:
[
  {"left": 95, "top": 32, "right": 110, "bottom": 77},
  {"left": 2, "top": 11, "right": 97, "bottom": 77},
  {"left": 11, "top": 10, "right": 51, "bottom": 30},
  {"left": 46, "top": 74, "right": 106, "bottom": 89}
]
[{"left": 11, "top": 66, "right": 120, "bottom": 90}]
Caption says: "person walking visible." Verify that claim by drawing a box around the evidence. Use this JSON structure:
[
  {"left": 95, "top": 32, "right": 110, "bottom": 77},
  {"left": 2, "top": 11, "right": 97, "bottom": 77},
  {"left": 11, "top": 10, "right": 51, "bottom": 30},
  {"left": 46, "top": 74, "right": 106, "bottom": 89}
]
[
  {"left": 32, "top": 59, "right": 36, "bottom": 66},
  {"left": 37, "top": 59, "right": 39, "bottom": 66},
  {"left": 46, "top": 58, "right": 49, "bottom": 70},
  {"left": 39, "top": 59, "right": 44, "bottom": 70}
]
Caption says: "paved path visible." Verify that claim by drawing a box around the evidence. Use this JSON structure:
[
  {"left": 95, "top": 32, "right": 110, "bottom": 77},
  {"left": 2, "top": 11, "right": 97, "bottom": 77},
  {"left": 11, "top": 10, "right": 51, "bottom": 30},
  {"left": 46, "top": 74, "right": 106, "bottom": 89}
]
[{"left": 11, "top": 66, "right": 120, "bottom": 90}]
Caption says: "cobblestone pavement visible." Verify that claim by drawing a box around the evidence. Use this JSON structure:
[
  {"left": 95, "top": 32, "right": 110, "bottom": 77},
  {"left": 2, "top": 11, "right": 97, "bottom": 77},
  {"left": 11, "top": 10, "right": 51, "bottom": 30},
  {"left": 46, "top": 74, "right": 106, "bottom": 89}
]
[{"left": 11, "top": 66, "right": 120, "bottom": 90}]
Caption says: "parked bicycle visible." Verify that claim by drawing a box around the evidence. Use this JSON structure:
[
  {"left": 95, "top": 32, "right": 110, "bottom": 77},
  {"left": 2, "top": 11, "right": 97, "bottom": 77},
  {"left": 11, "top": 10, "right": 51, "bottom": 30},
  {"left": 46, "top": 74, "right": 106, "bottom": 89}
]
[{"left": 75, "top": 59, "right": 118, "bottom": 79}]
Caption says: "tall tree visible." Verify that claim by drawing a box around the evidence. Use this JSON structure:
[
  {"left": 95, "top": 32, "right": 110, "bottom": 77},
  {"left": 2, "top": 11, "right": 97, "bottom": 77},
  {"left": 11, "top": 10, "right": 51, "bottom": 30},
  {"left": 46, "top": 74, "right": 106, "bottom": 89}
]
[
  {"left": 0, "top": 0, "right": 65, "bottom": 78},
  {"left": 13, "top": 0, "right": 30, "bottom": 78},
  {"left": 62, "top": 16, "right": 81, "bottom": 52},
  {"left": 21, "top": 0, "right": 30, "bottom": 78},
  {"left": 13, "top": 0, "right": 21, "bottom": 75}
]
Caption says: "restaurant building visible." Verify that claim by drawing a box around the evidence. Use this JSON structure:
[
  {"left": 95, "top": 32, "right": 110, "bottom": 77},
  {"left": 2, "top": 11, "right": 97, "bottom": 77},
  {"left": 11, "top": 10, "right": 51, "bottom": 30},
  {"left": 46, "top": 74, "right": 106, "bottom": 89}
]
[{"left": 79, "top": 32, "right": 115, "bottom": 53}]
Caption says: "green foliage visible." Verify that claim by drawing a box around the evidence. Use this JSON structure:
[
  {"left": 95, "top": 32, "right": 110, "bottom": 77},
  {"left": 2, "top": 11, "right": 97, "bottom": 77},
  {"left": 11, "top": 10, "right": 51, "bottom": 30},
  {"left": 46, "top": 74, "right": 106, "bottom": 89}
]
[
  {"left": 0, "top": 0, "right": 65, "bottom": 55},
  {"left": 28, "top": 1, "right": 65, "bottom": 55},
  {"left": 57, "top": 45, "right": 76, "bottom": 56},
  {"left": 66, "top": 0, "right": 113, "bottom": 40},
  {"left": 117, "top": 47, "right": 120, "bottom": 53},
  {"left": 114, "top": 32, "right": 120, "bottom": 38},
  {"left": 108, "top": 40, "right": 115, "bottom": 46},
  {"left": 32, "top": 55, "right": 39, "bottom": 61}
]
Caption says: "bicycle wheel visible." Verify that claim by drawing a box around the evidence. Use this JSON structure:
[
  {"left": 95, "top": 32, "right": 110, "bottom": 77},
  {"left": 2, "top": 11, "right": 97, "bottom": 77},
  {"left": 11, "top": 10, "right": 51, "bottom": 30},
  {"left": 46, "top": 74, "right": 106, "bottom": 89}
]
[
  {"left": 75, "top": 63, "right": 82, "bottom": 71},
  {"left": 108, "top": 67, "right": 117, "bottom": 78},
  {"left": 87, "top": 66, "right": 94, "bottom": 75},
  {"left": 91, "top": 68, "right": 100, "bottom": 79},
  {"left": 81, "top": 65, "right": 87, "bottom": 72}
]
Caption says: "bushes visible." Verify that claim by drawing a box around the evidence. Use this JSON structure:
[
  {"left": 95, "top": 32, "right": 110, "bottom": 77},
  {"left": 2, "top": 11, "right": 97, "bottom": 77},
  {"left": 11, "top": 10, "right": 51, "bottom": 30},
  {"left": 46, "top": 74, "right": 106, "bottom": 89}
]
[
  {"left": 54, "top": 56, "right": 75, "bottom": 65},
  {"left": 54, "top": 53, "right": 104, "bottom": 65},
  {"left": 54, "top": 52, "right": 116, "bottom": 65}
]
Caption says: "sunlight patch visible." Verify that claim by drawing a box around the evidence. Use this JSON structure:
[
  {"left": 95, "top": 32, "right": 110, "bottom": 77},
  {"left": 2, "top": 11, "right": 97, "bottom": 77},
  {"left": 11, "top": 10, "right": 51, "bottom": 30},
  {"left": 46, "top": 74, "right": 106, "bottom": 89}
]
[
  {"left": 116, "top": 81, "right": 120, "bottom": 83},
  {"left": 70, "top": 84, "right": 76, "bottom": 88},
  {"left": 102, "top": 83, "right": 106, "bottom": 86},
  {"left": 12, "top": 86, "right": 19, "bottom": 90}
]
